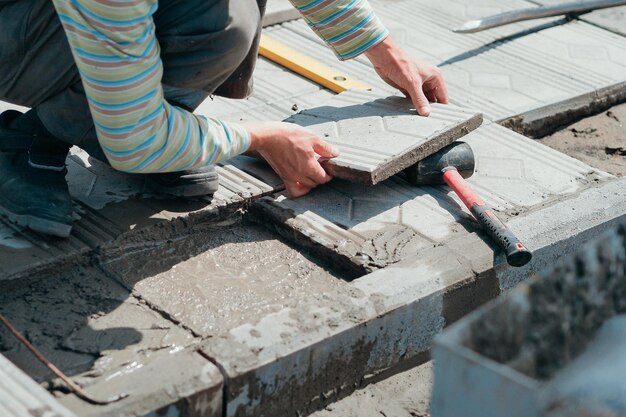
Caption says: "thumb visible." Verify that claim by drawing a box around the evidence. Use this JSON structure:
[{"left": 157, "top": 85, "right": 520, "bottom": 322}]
[
  {"left": 409, "top": 84, "right": 431, "bottom": 116},
  {"left": 313, "top": 139, "right": 340, "bottom": 158}
]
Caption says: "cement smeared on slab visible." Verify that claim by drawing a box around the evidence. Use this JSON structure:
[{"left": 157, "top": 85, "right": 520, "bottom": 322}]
[
  {"left": 0, "top": 267, "right": 196, "bottom": 384},
  {"left": 102, "top": 221, "right": 349, "bottom": 337}
]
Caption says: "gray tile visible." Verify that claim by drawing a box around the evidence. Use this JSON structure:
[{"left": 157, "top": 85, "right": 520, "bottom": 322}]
[
  {"left": 100, "top": 223, "right": 349, "bottom": 338},
  {"left": 373, "top": 0, "right": 561, "bottom": 62},
  {"left": 253, "top": 122, "right": 612, "bottom": 272},
  {"left": 286, "top": 90, "right": 483, "bottom": 184},
  {"left": 61, "top": 350, "right": 224, "bottom": 417}
]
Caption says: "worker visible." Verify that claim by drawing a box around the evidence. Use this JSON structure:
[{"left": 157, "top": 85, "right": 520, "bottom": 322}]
[{"left": 0, "top": 0, "right": 449, "bottom": 238}]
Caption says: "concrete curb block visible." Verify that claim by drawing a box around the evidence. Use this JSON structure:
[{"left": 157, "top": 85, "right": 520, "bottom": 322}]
[{"left": 500, "top": 81, "right": 626, "bottom": 138}]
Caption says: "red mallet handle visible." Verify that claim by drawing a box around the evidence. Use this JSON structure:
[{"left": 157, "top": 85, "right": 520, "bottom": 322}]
[{"left": 442, "top": 168, "right": 532, "bottom": 267}]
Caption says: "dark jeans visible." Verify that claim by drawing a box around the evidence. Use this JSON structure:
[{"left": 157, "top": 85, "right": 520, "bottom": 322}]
[{"left": 0, "top": 0, "right": 266, "bottom": 160}]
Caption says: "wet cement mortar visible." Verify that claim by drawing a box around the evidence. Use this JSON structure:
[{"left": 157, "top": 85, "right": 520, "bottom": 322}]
[
  {"left": 0, "top": 220, "right": 348, "bottom": 390},
  {"left": 538, "top": 103, "right": 626, "bottom": 177},
  {"left": 465, "top": 224, "right": 626, "bottom": 381},
  {"left": 105, "top": 220, "right": 349, "bottom": 337},
  {"left": 0, "top": 266, "right": 197, "bottom": 386}
]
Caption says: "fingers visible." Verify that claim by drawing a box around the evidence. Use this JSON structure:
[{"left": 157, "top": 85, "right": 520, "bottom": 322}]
[
  {"left": 284, "top": 180, "right": 311, "bottom": 198},
  {"left": 313, "top": 139, "right": 340, "bottom": 158},
  {"left": 406, "top": 79, "right": 432, "bottom": 116},
  {"left": 307, "top": 159, "right": 333, "bottom": 184},
  {"left": 434, "top": 81, "right": 449, "bottom": 104},
  {"left": 281, "top": 143, "right": 335, "bottom": 198},
  {"left": 424, "top": 69, "right": 449, "bottom": 105}
]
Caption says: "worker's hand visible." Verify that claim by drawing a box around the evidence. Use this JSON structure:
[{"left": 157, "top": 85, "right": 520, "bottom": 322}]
[
  {"left": 365, "top": 36, "right": 448, "bottom": 116},
  {"left": 243, "top": 121, "right": 339, "bottom": 197}
]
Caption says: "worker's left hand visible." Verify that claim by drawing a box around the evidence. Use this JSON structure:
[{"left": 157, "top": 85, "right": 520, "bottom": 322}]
[{"left": 365, "top": 36, "right": 448, "bottom": 116}]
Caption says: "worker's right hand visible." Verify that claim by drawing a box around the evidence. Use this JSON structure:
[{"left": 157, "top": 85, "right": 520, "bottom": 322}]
[{"left": 243, "top": 121, "right": 339, "bottom": 197}]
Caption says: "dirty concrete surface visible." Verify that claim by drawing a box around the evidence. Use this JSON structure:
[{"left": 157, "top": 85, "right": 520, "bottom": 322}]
[
  {"left": 539, "top": 102, "right": 626, "bottom": 176},
  {"left": 103, "top": 221, "right": 348, "bottom": 337},
  {"left": 312, "top": 361, "right": 434, "bottom": 417},
  {"left": 0, "top": 220, "right": 346, "bottom": 410},
  {"left": 1, "top": 0, "right": 626, "bottom": 415},
  {"left": 0, "top": 267, "right": 197, "bottom": 384}
]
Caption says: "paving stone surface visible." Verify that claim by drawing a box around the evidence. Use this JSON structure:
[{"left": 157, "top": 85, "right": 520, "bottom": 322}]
[
  {"left": 531, "top": 0, "right": 626, "bottom": 36},
  {"left": 259, "top": 1, "right": 626, "bottom": 136},
  {"left": 0, "top": 266, "right": 223, "bottom": 417},
  {"left": 250, "top": 120, "right": 612, "bottom": 273},
  {"left": 374, "top": 0, "right": 626, "bottom": 134},
  {"left": 0, "top": 147, "right": 277, "bottom": 287},
  {"left": 196, "top": 57, "right": 335, "bottom": 124},
  {"left": 285, "top": 90, "right": 483, "bottom": 184},
  {"left": 200, "top": 176, "right": 625, "bottom": 417}
]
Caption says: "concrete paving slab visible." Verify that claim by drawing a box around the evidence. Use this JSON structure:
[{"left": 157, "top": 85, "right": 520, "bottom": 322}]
[
  {"left": 263, "top": 2, "right": 626, "bottom": 136},
  {"left": 0, "top": 148, "right": 277, "bottom": 287},
  {"left": 0, "top": 266, "right": 223, "bottom": 417},
  {"left": 530, "top": 0, "right": 626, "bottom": 36},
  {"left": 59, "top": 350, "right": 224, "bottom": 417},
  {"left": 285, "top": 90, "right": 483, "bottom": 184},
  {"left": 250, "top": 120, "right": 612, "bottom": 274},
  {"left": 0, "top": 354, "right": 77, "bottom": 417},
  {"left": 371, "top": 0, "right": 626, "bottom": 134},
  {"left": 375, "top": 0, "right": 562, "bottom": 61},
  {"left": 200, "top": 176, "right": 625, "bottom": 417},
  {"left": 100, "top": 221, "right": 350, "bottom": 338}
]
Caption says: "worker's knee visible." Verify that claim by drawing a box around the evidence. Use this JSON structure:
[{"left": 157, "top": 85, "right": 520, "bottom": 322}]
[
  {"left": 220, "top": 0, "right": 262, "bottom": 67},
  {"left": 157, "top": 0, "right": 261, "bottom": 83}
]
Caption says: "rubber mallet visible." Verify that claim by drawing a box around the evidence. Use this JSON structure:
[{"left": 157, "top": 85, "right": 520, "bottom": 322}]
[{"left": 404, "top": 142, "right": 532, "bottom": 267}]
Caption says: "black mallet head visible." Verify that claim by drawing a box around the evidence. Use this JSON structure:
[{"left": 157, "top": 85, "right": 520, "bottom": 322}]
[{"left": 404, "top": 142, "right": 475, "bottom": 186}]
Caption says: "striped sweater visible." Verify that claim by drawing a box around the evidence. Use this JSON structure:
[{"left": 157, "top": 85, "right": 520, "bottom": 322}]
[{"left": 51, "top": 0, "right": 389, "bottom": 173}]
